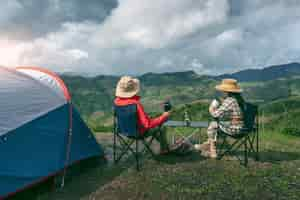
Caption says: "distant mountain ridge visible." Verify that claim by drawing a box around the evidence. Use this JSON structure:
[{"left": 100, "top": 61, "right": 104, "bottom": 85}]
[
  {"left": 61, "top": 62, "right": 300, "bottom": 83},
  {"left": 217, "top": 62, "right": 300, "bottom": 82},
  {"left": 60, "top": 62, "right": 300, "bottom": 130}
]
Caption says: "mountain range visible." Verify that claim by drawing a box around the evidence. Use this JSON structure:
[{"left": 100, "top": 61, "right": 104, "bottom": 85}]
[
  {"left": 217, "top": 62, "right": 300, "bottom": 82},
  {"left": 61, "top": 62, "right": 300, "bottom": 130}
]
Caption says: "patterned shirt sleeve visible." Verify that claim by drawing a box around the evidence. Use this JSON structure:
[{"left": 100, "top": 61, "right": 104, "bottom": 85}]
[{"left": 210, "top": 98, "right": 234, "bottom": 118}]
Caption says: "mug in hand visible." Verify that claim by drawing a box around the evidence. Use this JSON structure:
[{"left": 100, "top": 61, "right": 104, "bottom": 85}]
[
  {"left": 163, "top": 101, "right": 172, "bottom": 112},
  {"left": 211, "top": 99, "right": 220, "bottom": 108}
]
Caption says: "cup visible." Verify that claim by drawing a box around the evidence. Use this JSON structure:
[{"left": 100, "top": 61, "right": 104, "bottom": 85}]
[
  {"left": 211, "top": 99, "right": 220, "bottom": 108},
  {"left": 164, "top": 101, "right": 172, "bottom": 112}
]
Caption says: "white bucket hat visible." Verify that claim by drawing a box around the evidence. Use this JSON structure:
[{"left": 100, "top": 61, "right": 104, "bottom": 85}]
[{"left": 115, "top": 76, "right": 140, "bottom": 98}]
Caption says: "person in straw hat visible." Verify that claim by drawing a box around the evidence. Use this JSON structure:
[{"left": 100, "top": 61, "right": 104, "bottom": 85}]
[
  {"left": 114, "top": 76, "right": 171, "bottom": 154},
  {"left": 199, "top": 79, "right": 246, "bottom": 158}
]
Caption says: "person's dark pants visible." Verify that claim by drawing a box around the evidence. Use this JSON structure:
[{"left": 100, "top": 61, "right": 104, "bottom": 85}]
[{"left": 143, "top": 126, "right": 169, "bottom": 152}]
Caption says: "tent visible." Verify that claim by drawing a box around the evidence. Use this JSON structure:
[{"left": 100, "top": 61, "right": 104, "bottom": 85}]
[{"left": 0, "top": 66, "right": 104, "bottom": 198}]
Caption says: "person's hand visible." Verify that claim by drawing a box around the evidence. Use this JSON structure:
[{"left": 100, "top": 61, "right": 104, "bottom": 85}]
[
  {"left": 209, "top": 106, "right": 216, "bottom": 114},
  {"left": 163, "top": 111, "right": 171, "bottom": 117}
]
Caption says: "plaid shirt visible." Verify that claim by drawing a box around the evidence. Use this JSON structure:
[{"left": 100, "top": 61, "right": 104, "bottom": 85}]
[{"left": 210, "top": 97, "right": 244, "bottom": 134}]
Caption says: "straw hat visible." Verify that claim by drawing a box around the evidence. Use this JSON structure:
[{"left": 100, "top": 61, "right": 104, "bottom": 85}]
[
  {"left": 115, "top": 76, "right": 140, "bottom": 98},
  {"left": 215, "top": 79, "right": 242, "bottom": 93}
]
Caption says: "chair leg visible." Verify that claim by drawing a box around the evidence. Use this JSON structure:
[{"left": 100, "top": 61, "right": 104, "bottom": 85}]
[
  {"left": 218, "top": 136, "right": 232, "bottom": 160},
  {"left": 136, "top": 140, "right": 140, "bottom": 171},
  {"left": 113, "top": 132, "right": 117, "bottom": 163},
  {"left": 256, "top": 129, "right": 259, "bottom": 161},
  {"left": 247, "top": 135, "right": 256, "bottom": 158},
  {"left": 115, "top": 137, "right": 135, "bottom": 163},
  {"left": 220, "top": 137, "right": 245, "bottom": 163},
  {"left": 244, "top": 138, "right": 248, "bottom": 166},
  {"left": 217, "top": 136, "right": 226, "bottom": 160},
  {"left": 142, "top": 140, "right": 156, "bottom": 158},
  {"left": 218, "top": 132, "right": 253, "bottom": 166}
]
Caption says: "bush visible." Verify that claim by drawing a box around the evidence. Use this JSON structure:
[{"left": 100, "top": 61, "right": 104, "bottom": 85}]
[
  {"left": 91, "top": 125, "right": 113, "bottom": 133},
  {"left": 281, "top": 127, "right": 300, "bottom": 136}
]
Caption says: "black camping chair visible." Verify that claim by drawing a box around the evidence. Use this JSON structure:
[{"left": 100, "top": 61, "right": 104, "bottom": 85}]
[
  {"left": 113, "top": 104, "right": 157, "bottom": 170},
  {"left": 217, "top": 103, "right": 259, "bottom": 166}
]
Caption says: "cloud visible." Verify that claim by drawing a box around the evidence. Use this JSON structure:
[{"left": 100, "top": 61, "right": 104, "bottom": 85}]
[
  {"left": 4, "top": 22, "right": 97, "bottom": 73},
  {"left": 0, "top": 1, "right": 22, "bottom": 24},
  {"left": 0, "top": 0, "right": 118, "bottom": 40},
  {"left": 1, "top": 0, "right": 300, "bottom": 75},
  {"left": 92, "top": 0, "right": 229, "bottom": 49}
]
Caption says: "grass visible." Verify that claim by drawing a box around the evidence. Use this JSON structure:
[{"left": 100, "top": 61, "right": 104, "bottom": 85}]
[{"left": 10, "top": 129, "right": 300, "bottom": 200}]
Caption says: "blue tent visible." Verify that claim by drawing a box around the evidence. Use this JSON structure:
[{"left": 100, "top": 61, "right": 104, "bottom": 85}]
[{"left": 0, "top": 67, "right": 103, "bottom": 198}]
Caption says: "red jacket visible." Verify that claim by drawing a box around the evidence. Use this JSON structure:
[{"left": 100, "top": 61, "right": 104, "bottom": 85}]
[{"left": 114, "top": 96, "right": 168, "bottom": 135}]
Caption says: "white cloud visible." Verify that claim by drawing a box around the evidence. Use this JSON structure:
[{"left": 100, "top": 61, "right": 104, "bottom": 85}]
[
  {"left": 67, "top": 49, "right": 89, "bottom": 60},
  {"left": 93, "top": 0, "right": 229, "bottom": 49},
  {"left": 1, "top": 0, "right": 230, "bottom": 74},
  {"left": 1, "top": 0, "right": 300, "bottom": 75},
  {"left": 0, "top": 22, "right": 96, "bottom": 72},
  {"left": 216, "top": 29, "right": 242, "bottom": 44},
  {"left": 205, "top": 28, "right": 243, "bottom": 58}
]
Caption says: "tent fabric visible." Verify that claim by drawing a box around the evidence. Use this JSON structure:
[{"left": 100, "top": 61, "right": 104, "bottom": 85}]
[
  {"left": 0, "top": 105, "right": 69, "bottom": 180},
  {"left": 0, "top": 104, "right": 103, "bottom": 198},
  {"left": 16, "top": 67, "right": 71, "bottom": 101},
  {"left": 0, "top": 67, "right": 66, "bottom": 136},
  {"left": 0, "top": 66, "right": 103, "bottom": 198},
  {"left": 69, "top": 107, "right": 102, "bottom": 164}
]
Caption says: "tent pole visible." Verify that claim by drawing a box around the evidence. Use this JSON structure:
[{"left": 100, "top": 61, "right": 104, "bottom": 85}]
[{"left": 61, "top": 102, "right": 73, "bottom": 188}]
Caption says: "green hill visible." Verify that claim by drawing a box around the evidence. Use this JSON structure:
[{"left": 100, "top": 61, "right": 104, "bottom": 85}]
[
  {"left": 61, "top": 71, "right": 300, "bottom": 132},
  {"left": 260, "top": 96, "right": 300, "bottom": 136}
]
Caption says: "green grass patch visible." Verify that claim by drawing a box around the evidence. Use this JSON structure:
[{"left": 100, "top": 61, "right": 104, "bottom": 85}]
[{"left": 11, "top": 129, "right": 300, "bottom": 200}]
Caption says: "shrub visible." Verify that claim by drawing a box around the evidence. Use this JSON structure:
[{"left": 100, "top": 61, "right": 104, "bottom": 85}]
[
  {"left": 281, "top": 127, "right": 300, "bottom": 136},
  {"left": 91, "top": 125, "right": 113, "bottom": 133}
]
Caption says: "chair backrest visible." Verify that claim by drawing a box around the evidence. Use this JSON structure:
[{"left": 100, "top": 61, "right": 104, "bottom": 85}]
[
  {"left": 243, "top": 102, "right": 258, "bottom": 131},
  {"left": 114, "top": 104, "right": 139, "bottom": 137}
]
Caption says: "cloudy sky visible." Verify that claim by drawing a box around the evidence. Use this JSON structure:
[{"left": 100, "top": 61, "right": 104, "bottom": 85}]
[{"left": 0, "top": 0, "right": 300, "bottom": 75}]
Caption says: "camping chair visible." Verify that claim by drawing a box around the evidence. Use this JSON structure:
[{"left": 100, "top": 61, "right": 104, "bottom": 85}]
[
  {"left": 113, "top": 104, "right": 157, "bottom": 170},
  {"left": 217, "top": 103, "right": 259, "bottom": 166}
]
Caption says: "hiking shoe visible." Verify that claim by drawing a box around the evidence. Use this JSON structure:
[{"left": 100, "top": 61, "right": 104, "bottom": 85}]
[
  {"left": 201, "top": 149, "right": 211, "bottom": 158},
  {"left": 159, "top": 149, "right": 172, "bottom": 155}
]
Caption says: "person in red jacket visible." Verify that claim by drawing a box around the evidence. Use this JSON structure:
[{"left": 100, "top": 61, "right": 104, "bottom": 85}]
[{"left": 114, "top": 76, "right": 171, "bottom": 154}]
